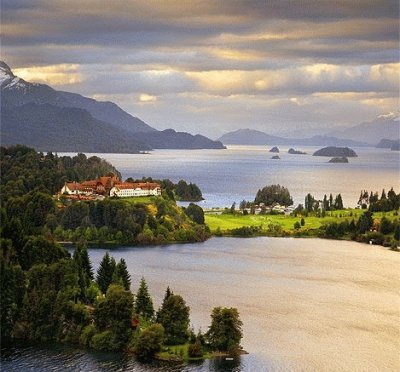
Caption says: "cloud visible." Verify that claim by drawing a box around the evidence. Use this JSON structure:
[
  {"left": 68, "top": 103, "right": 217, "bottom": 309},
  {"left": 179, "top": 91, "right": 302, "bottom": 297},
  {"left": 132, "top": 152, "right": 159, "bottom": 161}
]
[
  {"left": 13, "top": 64, "right": 84, "bottom": 85},
  {"left": 1, "top": 0, "right": 399, "bottom": 136},
  {"left": 139, "top": 94, "right": 157, "bottom": 103}
]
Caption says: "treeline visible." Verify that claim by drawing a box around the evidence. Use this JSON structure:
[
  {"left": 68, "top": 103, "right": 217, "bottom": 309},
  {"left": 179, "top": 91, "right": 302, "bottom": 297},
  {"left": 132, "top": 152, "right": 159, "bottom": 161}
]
[
  {"left": 127, "top": 177, "right": 203, "bottom": 202},
  {"left": 358, "top": 188, "right": 400, "bottom": 212},
  {"left": 320, "top": 211, "right": 399, "bottom": 248},
  {"left": 301, "top": 193, "right": 343, "bottom": 214},
  {"left": 1, "top": 145, "right": 121, "bottom": 198}
]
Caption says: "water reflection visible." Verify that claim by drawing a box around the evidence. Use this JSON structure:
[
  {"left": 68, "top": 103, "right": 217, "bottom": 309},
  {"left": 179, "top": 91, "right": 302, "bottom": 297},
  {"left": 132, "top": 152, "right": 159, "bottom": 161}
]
[{"left": 1, "top": 341, "right": 246, "bottom": 371}]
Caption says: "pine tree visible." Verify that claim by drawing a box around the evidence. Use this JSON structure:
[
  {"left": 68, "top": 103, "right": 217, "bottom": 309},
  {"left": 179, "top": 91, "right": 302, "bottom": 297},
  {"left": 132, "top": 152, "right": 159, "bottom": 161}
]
[
  {"left": 115, "top": 258, "right": 131, "bottom": 291},
  {"left": 157, "top": 294, "right": 190, "bottom": 344},
  {"left": 135, "top": 277, "right": 154, "bottom": 320},
  {"left": 323, "top": 194, "right": 329, "bottom": 211},
  {"left": 73, "top": 243, "right": 94, "bottom": 299},
  {"left": 334, "top": 194, "right": 343, "bottom": 210},
  {"left": 96, "top": 252, "right": 116, "bottom": 294}
]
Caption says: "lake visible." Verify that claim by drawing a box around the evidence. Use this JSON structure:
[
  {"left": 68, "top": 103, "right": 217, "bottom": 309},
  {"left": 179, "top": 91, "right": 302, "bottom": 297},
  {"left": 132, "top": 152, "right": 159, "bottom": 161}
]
[
  {"left": 1, "top": 146, "right": 399, "bottom": 371},
  {"left": 2, "top": 238, "right": 399, "bottom": 371},
  {"left": 73, "top": 145, "right": 399, "bottom": 208}
]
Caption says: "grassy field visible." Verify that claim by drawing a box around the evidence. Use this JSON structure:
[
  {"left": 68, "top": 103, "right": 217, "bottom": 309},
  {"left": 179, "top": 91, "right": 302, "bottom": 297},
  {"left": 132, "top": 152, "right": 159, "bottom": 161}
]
[
  {"left": 156, "top": 343, "right": 211, "bottom": 362},
  {"left": 205, "top": 209, "right": 398, "bottom": 234},
  {"left": 118, "top": 196, "right": 160, "bottom": 205}
]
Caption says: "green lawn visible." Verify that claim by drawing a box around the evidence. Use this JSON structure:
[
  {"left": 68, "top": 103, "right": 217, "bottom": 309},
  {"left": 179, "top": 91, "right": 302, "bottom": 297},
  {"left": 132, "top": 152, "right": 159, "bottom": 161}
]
[
  {"left": 205, "top": 209, "right": 398, "bottom": 233},
  {"left": 118, "top": 196, "right": 159, "bottom": 205},
  {"left": 156, "top": 343, "right": 211, "bottom": 362}
]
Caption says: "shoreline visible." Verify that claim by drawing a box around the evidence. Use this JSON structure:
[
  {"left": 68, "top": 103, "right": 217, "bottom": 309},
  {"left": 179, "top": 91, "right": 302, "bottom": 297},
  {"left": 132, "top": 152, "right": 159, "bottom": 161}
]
[{"left": 59, "top": 234, "right": 399, "bottom": 252}]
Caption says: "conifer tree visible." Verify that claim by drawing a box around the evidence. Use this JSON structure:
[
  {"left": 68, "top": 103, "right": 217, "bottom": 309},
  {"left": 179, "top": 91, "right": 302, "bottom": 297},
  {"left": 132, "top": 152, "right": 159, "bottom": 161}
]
[
  {"left": 135, "top": 277, "right": 154, "bottom": 319},
  {"left": 115, "top": 258, "right": 131, "bottom": 291},
  {"left": 96, "top": 252, "right": 116, "bottom": 294},
  {"left": 323, "top": 194, "right": 329, "bottom": 211},
  {"left": 164, "top": 286, "right": 173, "bottom": 301},
  {"left": 157, "top": 294, "right": 190, "bottom": 344}
]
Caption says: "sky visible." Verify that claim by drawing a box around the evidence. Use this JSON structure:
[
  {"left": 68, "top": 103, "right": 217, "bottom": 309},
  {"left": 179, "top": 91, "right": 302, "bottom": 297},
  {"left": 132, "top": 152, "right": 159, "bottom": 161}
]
[{"left": 2, "top": 0, "right": 399, "bottom": 138}]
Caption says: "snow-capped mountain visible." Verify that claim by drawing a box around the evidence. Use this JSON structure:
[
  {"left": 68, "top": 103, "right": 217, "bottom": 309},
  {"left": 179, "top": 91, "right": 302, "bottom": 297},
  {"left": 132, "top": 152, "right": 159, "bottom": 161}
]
[
  {"left": 0, "top": 61, "right": 37, "bottom": 91},
  {"left": 0, "top": 61, "right": 225, "bottom": 152}
]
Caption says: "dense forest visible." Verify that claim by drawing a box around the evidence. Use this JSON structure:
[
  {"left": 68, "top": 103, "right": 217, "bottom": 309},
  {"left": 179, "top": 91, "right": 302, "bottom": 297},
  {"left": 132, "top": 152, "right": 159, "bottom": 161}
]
[
  {"left": 0, "top": 145, "right": 242, "bottom": 360},
  {"left": 0, "top": 145, "right": 209, "bottom": 246}
]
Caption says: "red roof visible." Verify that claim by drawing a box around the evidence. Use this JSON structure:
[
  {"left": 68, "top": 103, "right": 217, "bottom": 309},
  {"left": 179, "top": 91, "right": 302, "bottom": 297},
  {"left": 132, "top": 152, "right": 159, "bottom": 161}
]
[{"left": 113, "top": 182, "right": 160, "bottom": 190}]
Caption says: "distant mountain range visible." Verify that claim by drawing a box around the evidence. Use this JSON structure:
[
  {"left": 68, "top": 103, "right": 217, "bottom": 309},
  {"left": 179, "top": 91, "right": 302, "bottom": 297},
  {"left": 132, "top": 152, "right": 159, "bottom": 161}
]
[
  {"left": 328, "top": 115, "right": 399, "bottom": 146},
  {"left": 0, "top": 62, "right": 224, "bottom": 152},
  {"left": 217, "top": 128, "right": 368, "bottom": 147},
  {"left": 376, "top": 138, "right": 400, "bottom": 151}
]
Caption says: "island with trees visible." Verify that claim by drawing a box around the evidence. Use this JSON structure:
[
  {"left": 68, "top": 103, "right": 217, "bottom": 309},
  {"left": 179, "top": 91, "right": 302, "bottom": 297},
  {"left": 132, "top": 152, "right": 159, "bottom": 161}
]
[
  {"left": 313, "top": 146, "right": 358, "bottom": 157},
  {"left": 288, "top": 148, "right": 307, "bottom": 155}
]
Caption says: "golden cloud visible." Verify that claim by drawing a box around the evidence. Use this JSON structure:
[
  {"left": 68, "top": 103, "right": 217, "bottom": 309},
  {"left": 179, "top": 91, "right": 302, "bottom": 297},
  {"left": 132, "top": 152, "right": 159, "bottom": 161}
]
[
  {"left": 139, "top": 93, "right": 157, "bottom": 103},
  {"left": 13, "top": 64, "right": 84, "bottom": 85}
]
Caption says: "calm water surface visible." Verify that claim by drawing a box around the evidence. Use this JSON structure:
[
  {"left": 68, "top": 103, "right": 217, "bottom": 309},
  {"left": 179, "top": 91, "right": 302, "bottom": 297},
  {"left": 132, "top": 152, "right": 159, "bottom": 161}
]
[
  {"left": 3, "top": 238, "right": 399, "bottom": 371},
  {"left": 70, "top": 145, "right": 399, "bottom": 208},
  {"left": 2, "top": 147, "right": 399, "bottom": 371}
]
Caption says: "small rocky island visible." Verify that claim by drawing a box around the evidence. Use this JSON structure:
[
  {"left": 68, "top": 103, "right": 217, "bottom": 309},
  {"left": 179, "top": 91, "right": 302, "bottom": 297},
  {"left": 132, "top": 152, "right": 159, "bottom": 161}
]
[
  {"left": 269, "top": 146, "right": 280, "bottom": 153},
  {"left": 271, "top": 155, "right": 280, "bottom": 159},
  {"left": 328, "top": 157, "right": 349, "bottom": 163},
  {"left": 288, "top": 148, "right": 306, "bottom": 155},
  {"left": 313, "top": 146, "right": 357, "bottom": 157}
]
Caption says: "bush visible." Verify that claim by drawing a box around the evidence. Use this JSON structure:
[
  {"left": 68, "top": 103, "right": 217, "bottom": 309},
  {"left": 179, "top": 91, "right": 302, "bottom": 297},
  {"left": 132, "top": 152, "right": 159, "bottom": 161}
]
[
  {"left": 230, "top": 226, "right": 259, "bottom": 236},
  {"left": 80, "top": 324, "right": 96, "bottom": 347},
  {"left": 91, "top": 330, "right": 116, "bottom": 351},
  {"left": 135, "top": 324, "right": 165, "bottom": 360},
  {"left": 188, "top": 339, "right": 203, "bottom": 358}
]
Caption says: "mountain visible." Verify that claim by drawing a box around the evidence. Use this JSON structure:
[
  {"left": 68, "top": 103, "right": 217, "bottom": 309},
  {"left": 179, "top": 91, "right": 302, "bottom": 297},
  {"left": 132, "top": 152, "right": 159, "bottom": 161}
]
[
  {"left": 376, "top": 138, "right": 400, "bottom": 150},
  {"left": 217, "top": 129, "right": 286, "bottom": 145},
  {"left": 217, "top": 128, "right": 368, "bottom": 147},
  {"left": 134, "top": 129, "right": 225, "bottom": 149},
  {"left": 1, "top": 103, "right": 151, "bottom": 153},
  {"left": 328, "top": 114, "right": 400, "bottom": 145},
  {"left": 0, "top": 61, "right": 224, "bottom": 151},
  {"left": 0, "top": 62, "right": 155, "bottom": 134}
]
